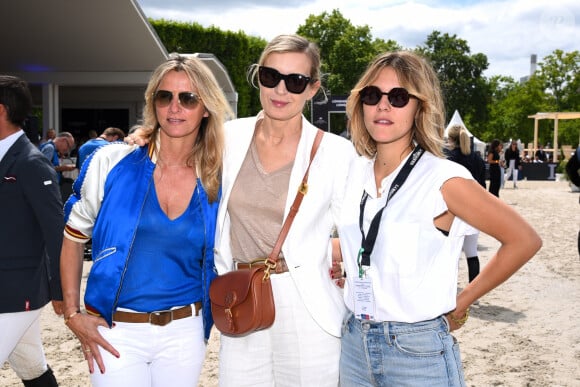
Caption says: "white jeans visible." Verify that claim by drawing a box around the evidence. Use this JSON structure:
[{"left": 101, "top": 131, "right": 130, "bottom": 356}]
[
  {"left": 505, "top": 160, "right": 518, "bottom": 186},
  {"left": 0, "top": 309, "right": 49, "bottom": 380},
  {"left": 463, "top": 232, "right": 479, "bottom": 257},
  {"left": 218, "top": 272, "right": 341, "bottom": 387},
  {"left": 91, "top": 309, "right": 205, "bottom": 387}
]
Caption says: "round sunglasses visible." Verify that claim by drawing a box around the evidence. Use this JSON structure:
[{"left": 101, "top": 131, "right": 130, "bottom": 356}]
[
  {"left": 359, "top": 86, "right": 416, "bottom": 108},
  {"left": 153, "top": 90, "right": 202, "bottom": 109},
  {"left": 258, "top": 66, "right": 313, "bottom": 94}
]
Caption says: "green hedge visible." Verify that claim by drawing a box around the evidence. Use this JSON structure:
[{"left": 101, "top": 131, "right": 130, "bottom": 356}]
[{"left": 150, "top": 19, "right": 267, "bottom": 118}]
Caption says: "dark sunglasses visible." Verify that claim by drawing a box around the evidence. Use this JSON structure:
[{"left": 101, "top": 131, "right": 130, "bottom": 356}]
[
  {"left": 359, "top": 86, "right": 416, "bottom": 108},
  {"left": 258, "top": 66, "right": 313, "bottom": 94},
  {"left": 153, "top": 90, "right": 202, "bottom": 109}
]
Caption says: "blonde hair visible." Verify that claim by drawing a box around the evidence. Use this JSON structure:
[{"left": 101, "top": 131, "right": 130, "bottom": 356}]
[
  {"left": 346, "top": 51, "right": 446, "bottom": 158},
  {"left": 447, "top": 124, "right": 471, "bottom": 156},
  {"left": 141, "top": 55, "right": 234, "bottom": 202},
  {"left": 248, "top": 34, "right": 321, "bottom": 87}
]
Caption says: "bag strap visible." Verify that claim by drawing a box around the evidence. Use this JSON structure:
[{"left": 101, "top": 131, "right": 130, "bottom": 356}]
[{"left": 265, "top": 129, "right": 324, "bottom": 269}]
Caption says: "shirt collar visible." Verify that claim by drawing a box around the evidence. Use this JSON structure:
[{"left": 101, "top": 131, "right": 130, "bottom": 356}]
[{"left": 0, "top": 130, "right": 24, "bottom": 163}]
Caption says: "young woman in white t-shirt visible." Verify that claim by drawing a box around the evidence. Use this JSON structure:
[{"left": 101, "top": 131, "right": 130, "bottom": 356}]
[{"left": 336, "top": 51, "right": 542, "bottom": 386}]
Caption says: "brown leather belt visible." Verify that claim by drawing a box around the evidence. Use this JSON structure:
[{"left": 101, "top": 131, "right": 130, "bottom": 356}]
[
  {"left": 235, "top": 257, "right": 289, "bottom": 274},
  {"left": 112, "top": 302, "right": 201, "bottom": 326}
]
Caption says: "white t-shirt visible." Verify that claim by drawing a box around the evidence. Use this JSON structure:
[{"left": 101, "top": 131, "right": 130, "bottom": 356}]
[{"left": 337, "top": 151, "right": 476, "bottom": 323}]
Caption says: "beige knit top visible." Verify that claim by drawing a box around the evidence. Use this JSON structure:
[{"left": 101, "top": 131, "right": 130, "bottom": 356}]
[{"left": 228, "top": 139, "right": 292, "bottom": 263}]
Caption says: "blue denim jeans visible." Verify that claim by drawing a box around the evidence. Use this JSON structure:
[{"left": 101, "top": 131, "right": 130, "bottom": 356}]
[{"left": 340, "top": 312, "right": 466, "bottom": 386}]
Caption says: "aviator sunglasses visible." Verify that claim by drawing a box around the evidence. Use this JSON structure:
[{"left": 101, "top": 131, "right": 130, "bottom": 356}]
[
  {"left": 359, "top": 85, "right": 416, "bottom": 108},
  {"left": 153, "top": 90, "right": 202, "bottom": 109},
  {"left": 258, "top": 66, "right": 313, "bottom": 94}
]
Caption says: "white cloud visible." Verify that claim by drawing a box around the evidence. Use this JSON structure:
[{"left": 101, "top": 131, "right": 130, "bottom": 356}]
[{"left": 137, "top": 0, "right": 580, "bottom": 80}]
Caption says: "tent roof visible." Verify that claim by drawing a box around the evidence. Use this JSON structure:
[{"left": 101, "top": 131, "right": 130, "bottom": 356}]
[
  {"left": 445, "top": 110, "right": 484, "bottom": 144},
  {"left": 0, "top": 0, "right": 238, "bottom": 127},
  {"left": 0, "top": 0, "right": 167, "bottom": 85},
  {"left": 0, "top": 0, "right": 236, "bottom": 98}
]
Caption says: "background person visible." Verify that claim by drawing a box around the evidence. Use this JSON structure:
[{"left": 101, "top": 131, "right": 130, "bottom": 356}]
[
  {"left": 337, "top": 51, "right": 542, "bottom": 386},
  {"left": 487, "top": 139, "right": 502, "bottom": 197},
  {"left": 504, "top": 140, "right": 521, "bottom": 189},
  {"left": 0, "top": 75, "right": 63, "bottom": 386},
  {"left": 76, "top": 126, "right": 125, "bottom": 169},
  {"left": 446, "top": 124, "right": 487, "bottom": 283},
  {"left": 566, "top": 146, "right": 580, "bottom": 256},
  {"left": 60, "top": 55, "right": 232, "bottom": 386},
  {"left": 535, "top": 144, "right": 548, "bottom": 163},
  {"left": 213, "top": 34, "right": 356, "bottom": 386},
  {"left": 40, "top": 127, "right": 56, "bottom": 145},
  {"left": 39, "top": 131, "right": 76, "bottom": 181}
]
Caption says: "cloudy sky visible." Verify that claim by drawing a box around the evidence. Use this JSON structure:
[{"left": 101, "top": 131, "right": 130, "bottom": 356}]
[{"left": 136, "top": 0, "right": 578, "bottom": 81}]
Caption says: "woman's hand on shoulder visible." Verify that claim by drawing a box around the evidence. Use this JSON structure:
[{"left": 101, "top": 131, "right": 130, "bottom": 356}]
[{"left": 125, "top": 127, "right": 149, "bottom": 146}]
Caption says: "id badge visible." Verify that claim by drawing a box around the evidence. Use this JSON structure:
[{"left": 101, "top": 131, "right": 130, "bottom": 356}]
[{"left": 353, "top": 277, "right": 376, "bottom": 320}]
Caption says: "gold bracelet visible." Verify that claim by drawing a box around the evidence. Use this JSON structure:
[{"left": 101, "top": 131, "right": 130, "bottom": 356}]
[
  {"left": 448, "top": 308, "right": 470, "bottom": 326},
  {"left": 64, "top": 310, "right": 82, "bottom": 324}
]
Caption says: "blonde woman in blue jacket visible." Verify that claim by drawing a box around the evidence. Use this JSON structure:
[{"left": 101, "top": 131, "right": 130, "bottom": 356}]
[{"left": 60, "top": 56, "right": 233, "bottom": 387}]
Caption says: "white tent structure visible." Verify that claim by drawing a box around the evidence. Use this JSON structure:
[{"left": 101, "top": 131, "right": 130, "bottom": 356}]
[{"left": 444, "top": 110, "right": 486, "bottom": 156}]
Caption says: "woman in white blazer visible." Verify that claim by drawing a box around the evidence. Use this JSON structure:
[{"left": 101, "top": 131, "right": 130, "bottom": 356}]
[{"left": 213, "top": 34, "right": 355, "bottom": 386}]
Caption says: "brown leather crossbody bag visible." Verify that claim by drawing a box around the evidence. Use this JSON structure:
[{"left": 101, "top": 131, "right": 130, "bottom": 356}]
[{"left": 210, "top": 130, "right": 324, "bottom": 336}]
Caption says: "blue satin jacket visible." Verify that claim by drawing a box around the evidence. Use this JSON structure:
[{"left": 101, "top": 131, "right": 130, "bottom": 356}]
[{"left": 64, "top": 142, "right": 218, "bottom": 340}]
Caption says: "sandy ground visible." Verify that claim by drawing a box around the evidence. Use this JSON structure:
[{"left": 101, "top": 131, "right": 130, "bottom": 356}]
[{"left": 2, "top": 179, "right": 579, "bottom": 386}]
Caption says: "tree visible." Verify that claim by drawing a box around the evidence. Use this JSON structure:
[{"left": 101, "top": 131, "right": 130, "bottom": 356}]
[
  {"left": 537, "top": 49, "right": 580, "bottom": 111},
  {"left": 486, "top": 75, "right": 548, "bottom": 144},
  {"left": 417, "top": 31, "right": 490, "bottom": 135},
  {"left": 297, "top": 9, "right": 399, "bottom": 95},
  {"left": 532, "top": 50, "right": 580, "bottom": 147},
  {"left": 150, "top": 19, "right": 266, "bottom": 117}
]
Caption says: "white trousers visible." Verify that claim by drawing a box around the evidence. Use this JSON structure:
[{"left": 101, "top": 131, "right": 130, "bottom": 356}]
[
  {"left": 0, "top": 309, "right": 49, "bottom": 380},
  {"left": 219, "top": 272, "right": 341, "bottom": 387},
  {"left": 91, "top": 309, "right": 205, "bottom": 387},
  {"left": 504, "top": 160, "right": 518, "bottom": 186},
  {"left": 463, "top": 232, "right": 479, "bottom": 257}
]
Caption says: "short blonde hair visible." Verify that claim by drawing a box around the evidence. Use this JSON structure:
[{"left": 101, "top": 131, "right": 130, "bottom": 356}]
[
  {"left": 248, "top": 34, "right": 321, "bottom": 87},
  {"left": 141, "top": 55, "right": 234, "bottom": 202},
  {"left": 346, "top": 51, "right": 446, "bottom": 158}
]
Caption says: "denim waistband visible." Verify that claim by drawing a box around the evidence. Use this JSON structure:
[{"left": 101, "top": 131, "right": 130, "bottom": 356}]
[{"left": 346, "top": 312, "right": 449, "bottom": 335}]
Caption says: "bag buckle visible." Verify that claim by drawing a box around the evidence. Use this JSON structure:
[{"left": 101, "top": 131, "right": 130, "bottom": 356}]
[{"left": 263, "top": 258, "right": 277, "bottom": 280}]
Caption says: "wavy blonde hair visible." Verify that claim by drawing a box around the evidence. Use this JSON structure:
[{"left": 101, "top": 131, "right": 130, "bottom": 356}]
[
  {"left": 141, "top": 55, "right": 234, "bottom": 202},
  {"left": 447, "top": 124, "right": 472, "bottom": 156},
  {"left": 346, "top": 51, "right": 446, "bottom": 158}
]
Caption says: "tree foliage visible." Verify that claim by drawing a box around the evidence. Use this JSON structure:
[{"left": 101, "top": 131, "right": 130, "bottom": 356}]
[
  {"left": 486, "top": 75, "right": 548, "bottom": 144},
  {"left": 297, "top": 9, "right": 400, "bottom": 95},
  {"left": 149, "top": 16, "right": 580, "bottom": 151},
  {"left": 150, "top": 19, "right": 266, "bottom": 117},
  {"left": 417, "top": 31, "right": 490, "bottom": 135},
  {"left": 537, "top": 49, "right": 580, "bottom": 111}
]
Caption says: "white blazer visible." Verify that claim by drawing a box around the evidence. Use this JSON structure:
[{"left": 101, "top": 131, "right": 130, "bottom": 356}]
[{"left": 214, "top": 114, "right": 356, "bottom": 337}]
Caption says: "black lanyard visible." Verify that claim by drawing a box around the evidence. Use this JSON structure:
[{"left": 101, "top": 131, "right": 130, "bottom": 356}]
[{"left": 357, "top": 145, "right": 424, "bottom": 276}]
